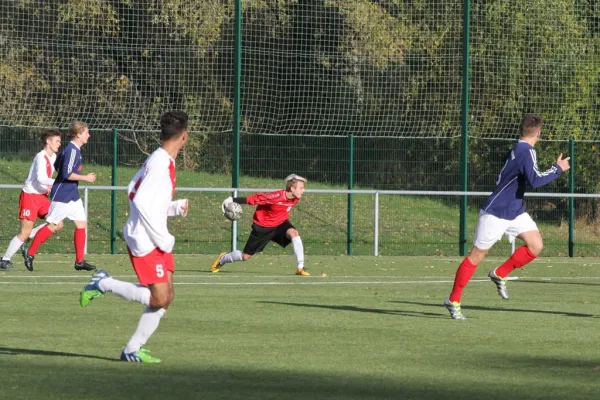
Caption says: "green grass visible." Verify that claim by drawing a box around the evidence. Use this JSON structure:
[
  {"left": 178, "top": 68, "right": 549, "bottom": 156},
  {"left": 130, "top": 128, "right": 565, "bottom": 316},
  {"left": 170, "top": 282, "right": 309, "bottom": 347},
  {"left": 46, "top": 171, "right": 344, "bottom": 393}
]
[
  {"left": 1, "top": 158, "right": 599, "bottom": 256},
  {"left": 1, "top": 254, "right": 600, "bottom": 399}
]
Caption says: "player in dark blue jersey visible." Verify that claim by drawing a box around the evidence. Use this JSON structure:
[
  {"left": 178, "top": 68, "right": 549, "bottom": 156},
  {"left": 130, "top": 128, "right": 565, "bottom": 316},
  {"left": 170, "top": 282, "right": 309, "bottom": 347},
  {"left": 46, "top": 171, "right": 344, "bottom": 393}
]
[
  {"left": 445, "top": 114, "right": 570, "bottom": 320},
  {"left": 23, "top": 121, "right": 97, "bottom": 272}
]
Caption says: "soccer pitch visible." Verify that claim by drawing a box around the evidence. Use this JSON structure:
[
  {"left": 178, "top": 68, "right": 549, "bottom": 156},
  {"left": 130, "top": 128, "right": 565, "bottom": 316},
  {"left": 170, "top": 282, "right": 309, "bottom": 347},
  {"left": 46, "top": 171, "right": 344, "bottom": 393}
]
[{"left": 1, "top": 254, "right": 599, "bottom": 400}]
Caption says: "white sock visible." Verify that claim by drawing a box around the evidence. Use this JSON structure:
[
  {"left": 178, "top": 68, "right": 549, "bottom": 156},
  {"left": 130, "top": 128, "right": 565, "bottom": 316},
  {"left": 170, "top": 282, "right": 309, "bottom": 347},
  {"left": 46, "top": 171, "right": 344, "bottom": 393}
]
[
  {"left": 99, "top": 277, "right": 151, "bottom": 306},
  {"left": 220, "top": 250, "right": 243, "bottom": 265},
  {"left": 29, "top": 223, "right": 47, "bottom": 239},
  {"left": 3, "top": 236, "right": 24, "bottom": 260},
  {"left": 123, "top": 307, "right": 166, "bottom": 353},
  {"left": 292, "top": 236, "right": 304, "bottom": 269}
]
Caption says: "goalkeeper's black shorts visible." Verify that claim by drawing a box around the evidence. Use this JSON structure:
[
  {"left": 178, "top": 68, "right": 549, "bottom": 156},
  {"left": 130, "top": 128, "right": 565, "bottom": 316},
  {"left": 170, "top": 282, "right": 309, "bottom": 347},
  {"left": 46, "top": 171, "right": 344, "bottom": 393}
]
[{"left": 243, "top": 220, "right": 295, "bottom": 255}]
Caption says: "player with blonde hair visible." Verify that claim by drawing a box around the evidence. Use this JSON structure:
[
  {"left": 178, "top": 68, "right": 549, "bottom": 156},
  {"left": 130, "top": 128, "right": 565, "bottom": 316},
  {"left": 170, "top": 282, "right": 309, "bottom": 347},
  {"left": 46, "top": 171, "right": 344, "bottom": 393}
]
[
  {"left": 23, "top": 122, "right": 97, "bottom": 271},
  {"left": 212, "top": 174, "right": 309, "bottom": 275}
]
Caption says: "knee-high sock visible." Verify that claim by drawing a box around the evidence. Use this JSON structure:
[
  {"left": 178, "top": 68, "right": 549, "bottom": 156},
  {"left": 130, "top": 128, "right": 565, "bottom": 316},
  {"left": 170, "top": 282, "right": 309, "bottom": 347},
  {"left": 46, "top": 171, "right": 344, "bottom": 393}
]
[
  {"left": 29, "top": 223, "right": 47, "bottom": 239},
  {"left": 220, "top": 250, "right": 243, "bottom": 265},
  {"left": 3, "top": 236, "right": 24, "bottom": 260},
  {"left": 99, "top": 278, "right": 151, "bottom": 305},
  {"left": 495, "top": 246, "right": 536, "bottom": 278},
  {"left": 74, "top": 228, "right": 86, "bottom": 263},
  {"left": 28, "top": 225, "right": 53, "bottom": 256},
  {"left": 449, "top": 257, "right": 477, "bottom": 303},
  {"left": 292, "top": 236, "right": 304, "bottom": 269},
  {"left": 124, "top": 307, "right": 166, "bottom": 353}
]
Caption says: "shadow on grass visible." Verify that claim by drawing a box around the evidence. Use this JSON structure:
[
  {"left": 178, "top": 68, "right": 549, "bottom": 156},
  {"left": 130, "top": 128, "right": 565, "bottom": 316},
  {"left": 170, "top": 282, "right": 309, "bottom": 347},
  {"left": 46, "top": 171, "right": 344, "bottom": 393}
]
[
  {"left": 0, "top": 345, "right": 116, "bottom": 361},
  {"left": 390, "top": 300, "right": 596, "bottom": 318},
  {"left": 258, "top": 301, "right": 445, "bottom": 319},
  {"left": 0, "top": 355, "right": 592, "bottom": 400}
]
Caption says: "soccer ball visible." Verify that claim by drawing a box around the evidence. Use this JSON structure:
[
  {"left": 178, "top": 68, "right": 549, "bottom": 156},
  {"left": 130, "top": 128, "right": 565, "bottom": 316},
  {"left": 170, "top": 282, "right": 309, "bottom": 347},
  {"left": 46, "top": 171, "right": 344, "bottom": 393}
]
[{"left": 223, "top": 202, "right": 243, "bottom": 221}]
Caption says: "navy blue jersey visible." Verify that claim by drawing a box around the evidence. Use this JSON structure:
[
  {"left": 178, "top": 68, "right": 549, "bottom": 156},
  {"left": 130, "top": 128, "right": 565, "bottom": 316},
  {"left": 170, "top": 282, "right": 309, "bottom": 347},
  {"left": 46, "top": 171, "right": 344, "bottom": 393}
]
[
  {"left": 50, "top": 142, "right": 83, "bottom": 203},
  {"left": 481, "top": 140, "right": 563, "bottom": 220}
]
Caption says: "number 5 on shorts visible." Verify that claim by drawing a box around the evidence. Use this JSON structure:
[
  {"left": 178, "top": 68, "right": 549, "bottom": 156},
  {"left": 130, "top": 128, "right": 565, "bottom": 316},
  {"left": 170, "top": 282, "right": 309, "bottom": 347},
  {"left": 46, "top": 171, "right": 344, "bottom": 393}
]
[{"left": 156, "top": 264, "right": 164, "bottom": 278}]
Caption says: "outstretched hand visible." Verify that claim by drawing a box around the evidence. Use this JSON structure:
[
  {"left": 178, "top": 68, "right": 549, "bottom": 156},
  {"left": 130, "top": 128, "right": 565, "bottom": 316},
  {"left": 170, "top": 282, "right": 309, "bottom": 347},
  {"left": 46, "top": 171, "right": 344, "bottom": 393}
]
[{"left": 556, "top": 153, "right": 570, "bottom": 172}]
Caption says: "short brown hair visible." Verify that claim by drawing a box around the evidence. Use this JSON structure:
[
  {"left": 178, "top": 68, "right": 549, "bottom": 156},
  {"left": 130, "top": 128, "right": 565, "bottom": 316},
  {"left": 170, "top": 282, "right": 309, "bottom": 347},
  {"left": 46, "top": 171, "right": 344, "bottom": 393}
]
[
  {"left": 67, "top": 121, "right": 88, "bottom": 138},
  {"left": 160, "top": 111, "right": 188, "bottom": 140},
  {"left": 40, "top": 130, "right": 61, "bottom": 144},
  {"left": 519, "top": 114, "right": 543, "bottom": 137}
]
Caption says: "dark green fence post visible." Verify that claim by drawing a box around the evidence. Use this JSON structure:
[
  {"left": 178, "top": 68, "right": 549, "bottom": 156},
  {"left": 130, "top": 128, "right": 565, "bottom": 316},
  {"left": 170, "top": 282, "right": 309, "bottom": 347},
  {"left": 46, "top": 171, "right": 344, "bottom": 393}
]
[
  {"left": 568, "top": 139, "right": 575, "bottom": 257},
  {"left": 347, "top": 135, "right": 354, "bottom": 256},
  {"left": 231, "top": 0, "right": 242, "bottom": 251},
  {"left": 459, "top": 0, "right": 471, "bottom": 256},
  {"left": 110, "top": 128, "right": 118, "bottom": 254}
]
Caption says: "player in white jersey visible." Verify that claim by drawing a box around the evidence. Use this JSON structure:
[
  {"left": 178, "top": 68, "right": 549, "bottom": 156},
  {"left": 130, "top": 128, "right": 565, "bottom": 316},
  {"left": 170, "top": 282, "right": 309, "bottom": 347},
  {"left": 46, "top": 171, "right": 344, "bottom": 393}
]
[
  {"left": 0, "top": 131, "right": 64, "bottom": 270},
  {"left": 80, "top": 111, "right": 189, "bottom": 363}
]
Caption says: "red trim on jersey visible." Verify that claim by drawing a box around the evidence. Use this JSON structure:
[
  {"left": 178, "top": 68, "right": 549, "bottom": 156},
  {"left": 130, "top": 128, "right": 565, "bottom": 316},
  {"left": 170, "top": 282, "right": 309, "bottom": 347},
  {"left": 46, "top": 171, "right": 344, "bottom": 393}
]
[
  {"left": 44, "top": 155, "right": 52, "bottom": 178},
  {"left": 129, "top": 177, "right": 143, "bottom": 201},
  {"left": 168, "top": 160, "right": 176, "bottom": 199},
  {"left": 247, "top": 189, "right": 299, "bottom": 228}
]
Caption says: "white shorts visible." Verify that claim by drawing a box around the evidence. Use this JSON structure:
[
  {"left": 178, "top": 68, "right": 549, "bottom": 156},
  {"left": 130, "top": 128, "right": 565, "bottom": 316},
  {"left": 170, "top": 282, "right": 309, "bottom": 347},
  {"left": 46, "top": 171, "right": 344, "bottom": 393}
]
[
  {"left": 46, "top": 199, "right": 87, "bottom": 224},
  {"left": 473, "top": 211, "right": 538, "bottom": 250}
]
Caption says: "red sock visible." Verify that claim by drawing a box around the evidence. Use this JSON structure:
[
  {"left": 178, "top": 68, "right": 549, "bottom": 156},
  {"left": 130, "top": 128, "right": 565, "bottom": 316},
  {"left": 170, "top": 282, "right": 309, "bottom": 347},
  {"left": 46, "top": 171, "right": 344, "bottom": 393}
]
[
  {"left": 74, "top": 228, "right": 86, "bottom": 263},
  {"left": 449, "top": 257, "right": 477, "bottom": 303},
  {"left": 495, "top": 246, "right": 536, "bottom": 278},
  {"left": 28, "top": 226, "right": 53, "bottom": 256}
]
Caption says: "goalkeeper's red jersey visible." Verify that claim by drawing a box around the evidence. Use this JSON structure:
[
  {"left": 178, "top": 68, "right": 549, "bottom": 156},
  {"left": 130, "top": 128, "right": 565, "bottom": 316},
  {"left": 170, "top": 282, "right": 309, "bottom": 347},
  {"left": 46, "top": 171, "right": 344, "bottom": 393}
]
[{"left": 247, "top": 189, "right": 299, "bottom": 228}]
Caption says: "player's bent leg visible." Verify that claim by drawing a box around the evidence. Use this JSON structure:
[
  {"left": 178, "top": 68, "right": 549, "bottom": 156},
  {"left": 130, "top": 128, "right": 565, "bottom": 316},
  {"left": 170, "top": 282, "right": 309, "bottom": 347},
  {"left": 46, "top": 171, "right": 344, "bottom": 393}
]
[
  {"left": 519, "top": 230, "right": 543, "bottom": 256},
  {"left": 489, "top": 230, "right": 540, "bottom": 300},
  {"left": 121, "top": 278, "right": 173, "bottom": 363},
  {"left": 91, "top": 277, "right": 151, "bottom": 305},
  {"left": 212, "top": 250, "right": 245, "bottom": 272},
  {"left": 20, "top": 221, "right": 48, "bottom": 258},
  {"left": 16, "top": 219, "right": 35, "bottom": 242},
  {"left": 148, "top": 280, "right": 173, "bottom": 309}
]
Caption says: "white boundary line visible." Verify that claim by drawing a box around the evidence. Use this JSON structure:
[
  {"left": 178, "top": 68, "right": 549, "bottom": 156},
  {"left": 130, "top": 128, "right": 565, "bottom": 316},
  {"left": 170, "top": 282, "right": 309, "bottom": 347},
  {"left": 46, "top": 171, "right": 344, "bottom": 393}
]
[{"left": 8, "top": 276, "right": 600, "bottom": 286}]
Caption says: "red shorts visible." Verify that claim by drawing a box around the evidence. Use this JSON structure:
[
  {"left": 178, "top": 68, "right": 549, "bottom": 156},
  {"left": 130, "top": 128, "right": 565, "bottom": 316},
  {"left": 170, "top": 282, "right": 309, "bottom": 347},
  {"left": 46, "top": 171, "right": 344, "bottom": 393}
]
[
  {"left": 128, "top": 247, "right": 175, "bottom": 285},
  {"left": 19, "top": 192, "right": 50, "bottom": 221}
]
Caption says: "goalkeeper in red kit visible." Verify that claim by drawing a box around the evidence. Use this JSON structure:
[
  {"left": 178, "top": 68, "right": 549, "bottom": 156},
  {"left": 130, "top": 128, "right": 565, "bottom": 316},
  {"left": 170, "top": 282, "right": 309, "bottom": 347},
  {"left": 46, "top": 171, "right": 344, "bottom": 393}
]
[{"left": 212, "top": 174, "right": 309, "bottom": 276}]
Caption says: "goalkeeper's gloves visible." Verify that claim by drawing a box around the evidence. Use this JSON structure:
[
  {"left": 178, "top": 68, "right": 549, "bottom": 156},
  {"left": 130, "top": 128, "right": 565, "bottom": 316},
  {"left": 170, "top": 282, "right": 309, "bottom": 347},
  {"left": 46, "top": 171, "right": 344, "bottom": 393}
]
[{"left": 221, "top": 196, "right": 233, "bottom": 215}]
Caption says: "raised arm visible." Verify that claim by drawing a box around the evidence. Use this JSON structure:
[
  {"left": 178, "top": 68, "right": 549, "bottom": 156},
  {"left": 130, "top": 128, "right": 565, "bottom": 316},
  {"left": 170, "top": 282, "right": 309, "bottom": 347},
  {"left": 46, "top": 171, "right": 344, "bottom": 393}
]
[
  {"left": 522, "top": 149, "right": 565, "bottom": 189},
  {"left": 245, "top": 191, "right": 283, "bottom": 205}
]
